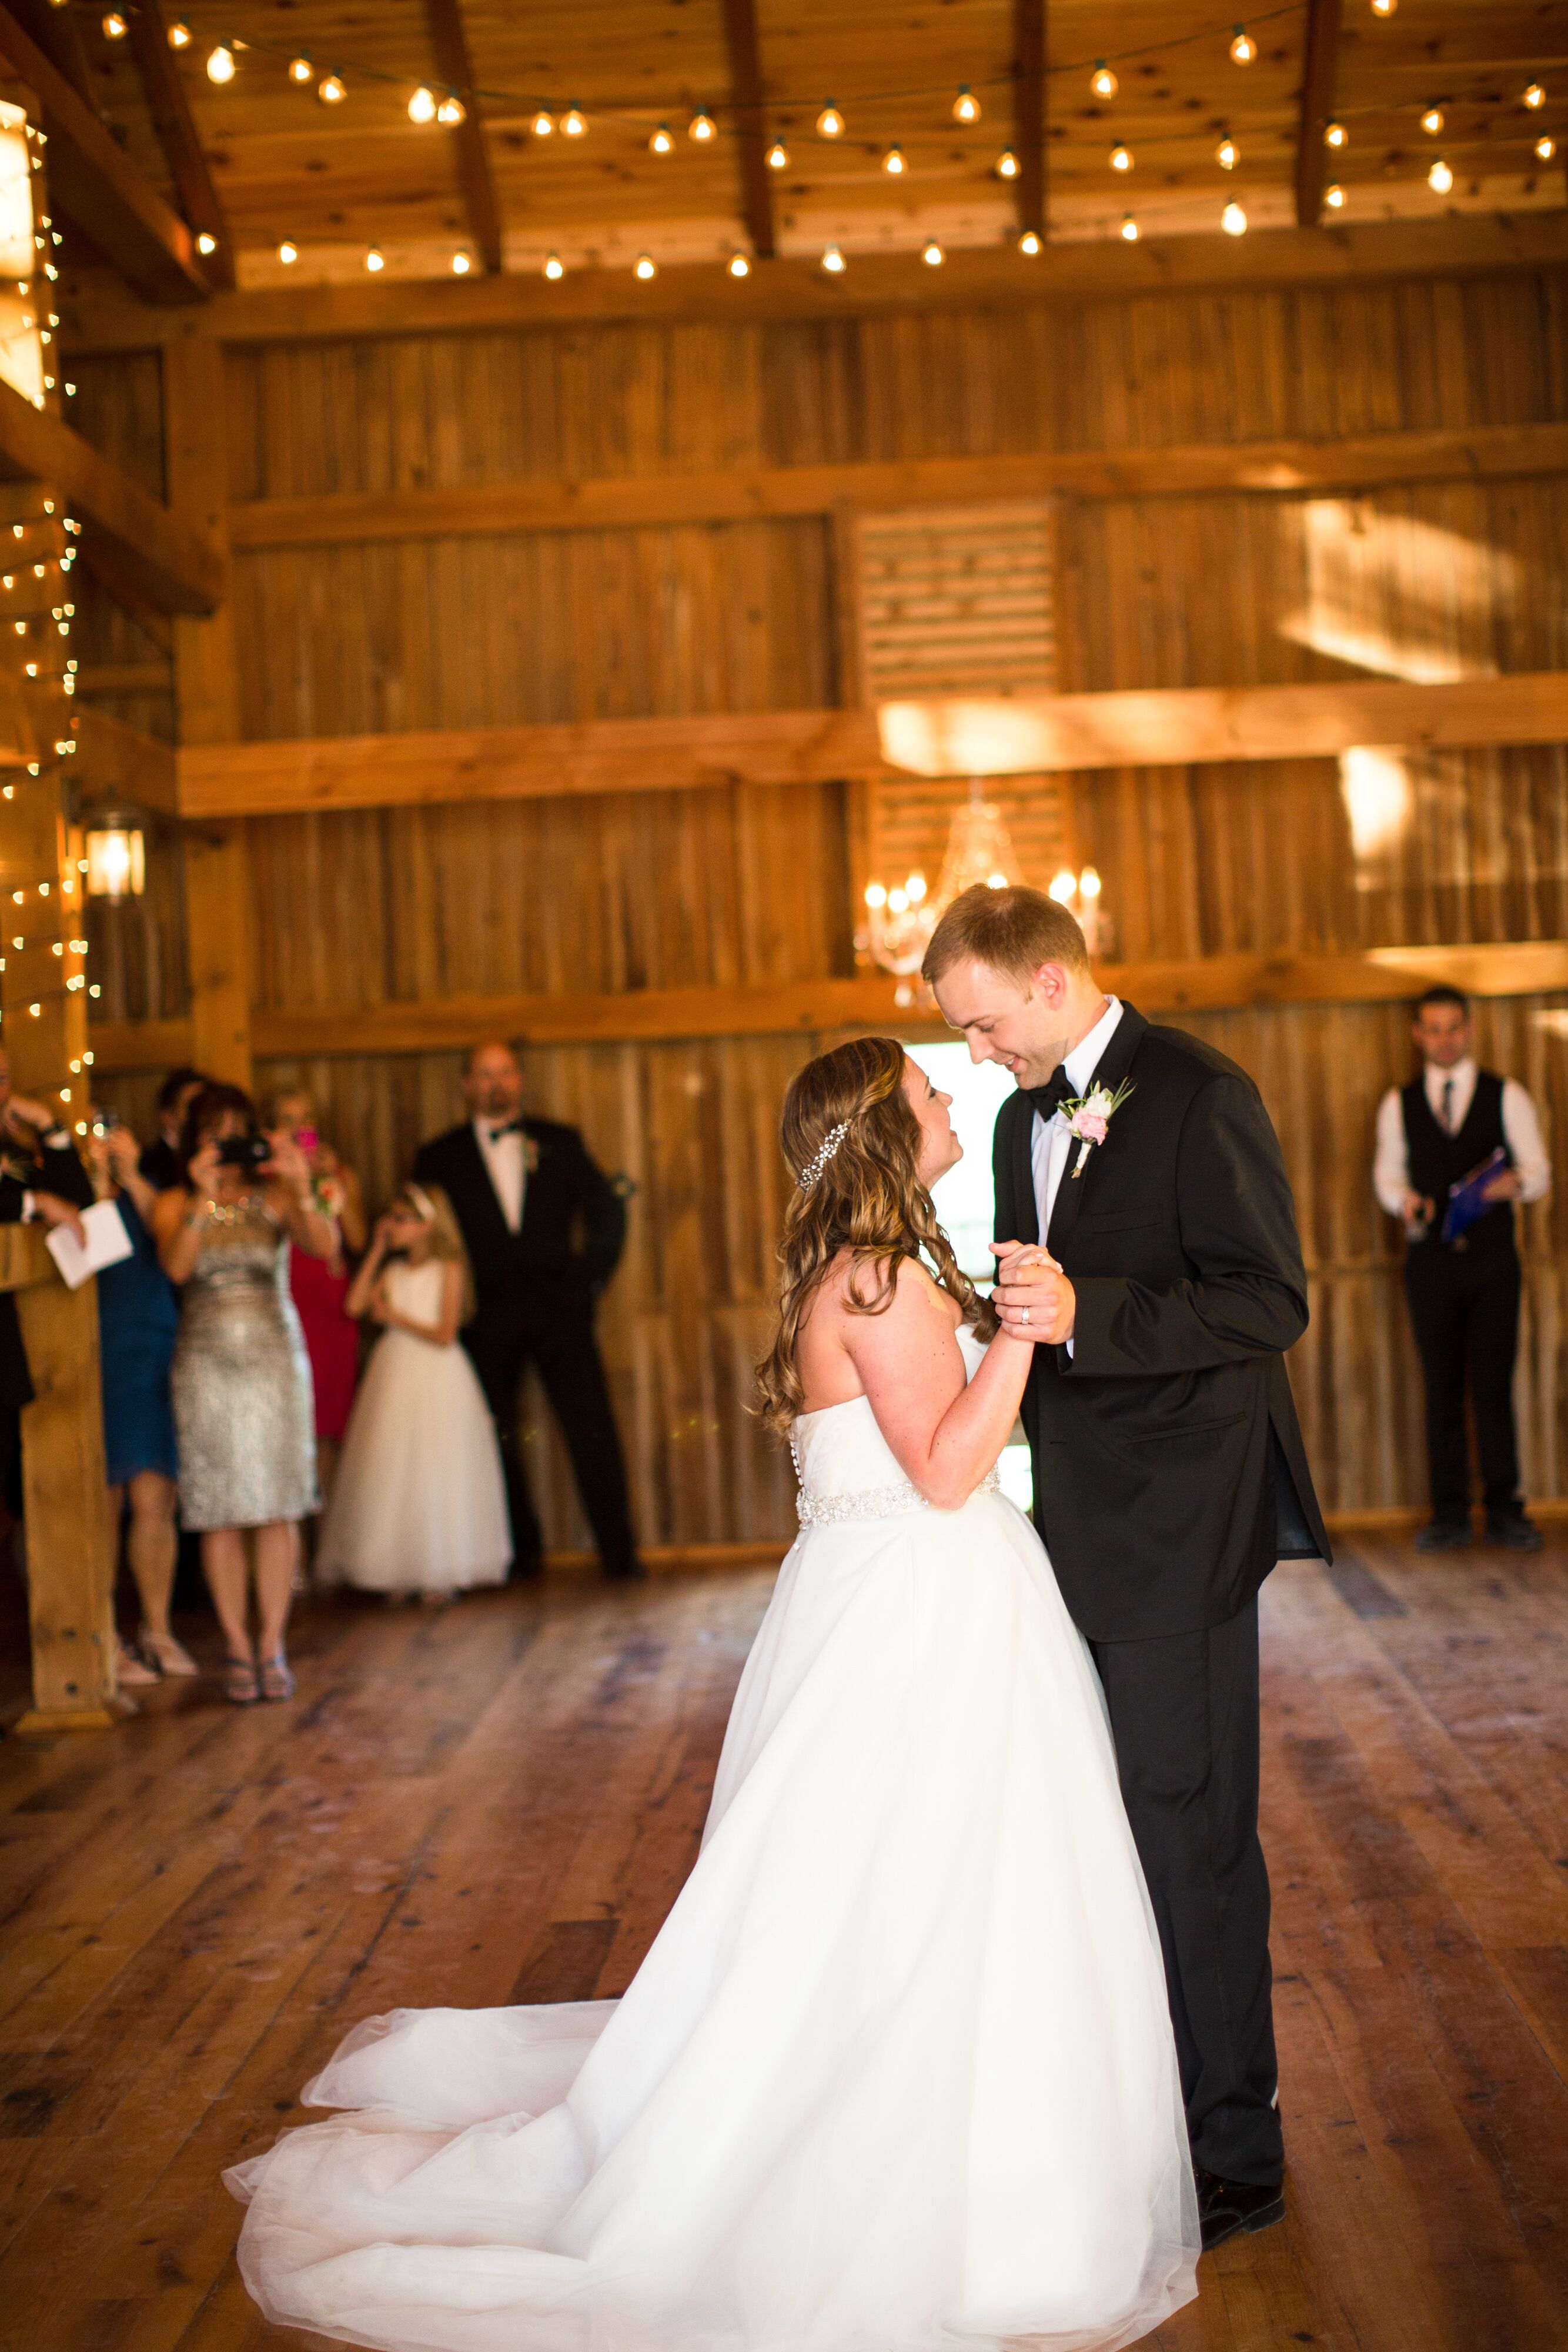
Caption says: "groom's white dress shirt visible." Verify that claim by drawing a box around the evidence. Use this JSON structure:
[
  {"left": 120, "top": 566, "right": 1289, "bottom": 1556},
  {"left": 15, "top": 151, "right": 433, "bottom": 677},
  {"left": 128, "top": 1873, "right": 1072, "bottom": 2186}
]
[
  {"left": 473, "top": 1117, "right": 527, "bottom": 1233},
  {"left": 1031, "top": 995, "right": 1125, "bottom": 1240}
]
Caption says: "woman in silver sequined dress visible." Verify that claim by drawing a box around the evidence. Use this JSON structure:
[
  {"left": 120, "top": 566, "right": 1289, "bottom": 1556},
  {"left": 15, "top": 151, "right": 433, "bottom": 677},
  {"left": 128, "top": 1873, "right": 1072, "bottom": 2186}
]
[{"left": 153, "top": 1083, "right": 337, "bottom": 1705}]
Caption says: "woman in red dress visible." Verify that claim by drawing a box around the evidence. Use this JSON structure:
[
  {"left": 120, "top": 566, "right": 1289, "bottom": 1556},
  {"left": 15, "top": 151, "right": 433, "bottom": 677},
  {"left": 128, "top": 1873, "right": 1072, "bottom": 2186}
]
[{"left": 268, "top": 1089, "right": 367, "bottom": 1503}]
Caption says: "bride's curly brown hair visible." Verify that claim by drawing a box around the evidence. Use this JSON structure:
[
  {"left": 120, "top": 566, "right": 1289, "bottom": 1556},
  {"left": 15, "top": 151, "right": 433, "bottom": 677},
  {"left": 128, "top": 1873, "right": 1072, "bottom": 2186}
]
[{"left": 755, "top": 1035, "right": 995, "bottom": 1435}]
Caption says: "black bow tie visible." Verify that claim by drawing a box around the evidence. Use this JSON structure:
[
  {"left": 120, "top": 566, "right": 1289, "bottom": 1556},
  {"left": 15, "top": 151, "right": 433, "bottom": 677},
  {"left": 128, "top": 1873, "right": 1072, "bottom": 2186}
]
[
  {"left": 1027, "top": 1070, "right": 1074, "bottom": 1121},
  {"left": 486, "top": 1121, "right": 524, "bottom": 1141}
]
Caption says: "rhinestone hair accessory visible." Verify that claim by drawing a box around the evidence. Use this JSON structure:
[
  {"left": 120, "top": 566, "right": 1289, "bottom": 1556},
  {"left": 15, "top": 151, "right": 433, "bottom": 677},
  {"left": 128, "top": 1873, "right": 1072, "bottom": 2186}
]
[{"left": 797, "top": 1120, "right": 849, "bottom": 1194}]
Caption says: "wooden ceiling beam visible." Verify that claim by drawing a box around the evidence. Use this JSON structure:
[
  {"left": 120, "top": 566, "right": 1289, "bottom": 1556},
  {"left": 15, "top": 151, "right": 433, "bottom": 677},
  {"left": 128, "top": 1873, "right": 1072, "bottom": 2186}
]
[
  {"left": 1012, "top": 0, "right": 1047, "bottom": 242},
  {"left": 123, "top": 0, "right": 235, "bottom": 292},
  {"left": 60, "top": 210, "right": 1568, "bottom": 352},
  {"left": 720, "top": 0, "right": 774, "bottom": 260},
  {"left": 422, "top": 0, "right": 502, "bottom": 275},
  {"left": 4, "top": 0, "right": 95, "bottom": 112},
  {"left": 1295, "top": 0, "right": 1344, "bottom": 228},
  {"left": 0, "top": 3, "right": 209, "bottom": 305},
  {"left": 225, "top": 420, "right": 1568, "bottom": 552}
]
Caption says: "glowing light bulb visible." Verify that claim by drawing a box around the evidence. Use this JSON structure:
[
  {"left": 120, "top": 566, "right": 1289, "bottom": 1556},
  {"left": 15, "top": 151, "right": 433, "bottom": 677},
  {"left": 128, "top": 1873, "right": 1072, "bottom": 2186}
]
[
  {"left": 102, "top": 9, "right": 127, "bottom": 37},
  {"left": 452, "top": 250, "right": 470, "bottom": 275},
  {"left": 196, "top": 231, "right": 217, "bottom": 254},
  {"left": 206, "top": 42, "right": 235, "bottom": 83},
  {"left": 1222, "top": 199, "right": 1248, "bottom": 234},
  {"left": 953, "top": 85, "right": 980, "bottom": 123},
  {"left": 766, "top": 139, "right": 788, "bottom": 169},
  {"left": 1325, "top": 182, "right": 1345, "bottom": 208},
  {"left": 650, "top": 123, "right": 673, "bottom": 155},
  {"left": 319, "top": 72, "right": 346, "bottom": 103},
  {"left": 1049, "top": 868, "right": 1076, "bottom": 903},
  {"left": 864, "top": 882, "right": 887, "bottom": 908},
  {"left": 167, "top": 18, "right": 191, "bottom": 46},
  {"left": 1524, "top": 82, "right": 1545, "bottom": 110},
  {"left": 1229, "top": 25, "right": 1256, "bottom": 65},
  {"left": 1371, "top": 0, "right": 1396, "bottom": 14},
  {"left": 996, "top": 148, "right": 1019, "bottom": 178},
  {"left": 1420, "top": 105, "right": 1444, "bottom": 134},
  {"left": 884, "top": 145, "right": 906, "bottom": 175},
  {"left": 1325, "top": 119, "right": 1346, "bottom": 148},
  {"left": 1111, "top": 142, "right": 1132, "bottom": 172},
  {"left": 634, "top": 252, "right": 656, "bottom": 279},
  {"left": 532, "top": 110, "right": 554, "bottom": 136},
  {"left": 436, "top": 92, "right": 465, "bottom": 124},
  {"left": 1120, "top": 213, "right": 1139, "bottom": 241},
  {"left": 543, "top": 252, "right": 564, "bottom": 279},
  {"left": 561, "top": 106, "right": 587, "bottom": 136},
  {"left": 887, "top": 887, "right": 908, "bottom": 913},
  {"left": 821, "top": 242, "right": 845, "bottom": 273},
  {"left": 1018, "top": 228, "right": 1041, "bottom": 254},
  {"left": 688, "top": 108, "right": 716, "bottom": 141},
  {"left": 1427, "top": 155, "right": 1453, "bottom": 192},
  {"left": 288, "top": 55, "right": 313, "bottom": 83},
  {"left": 278, "top": 238, "right": 298, "bottom": 263},
  {"left": 817, "top": 102, "right": 844, "bottom": 139},
  {"left": 922, "top": 239, "right": 944, "bottom": 266},
  {"left": 906, "top": 873, "right": 927, "bottom": 903},
  {"left": 408, "top": 85, "right": 437, "bottom": 123},
  {"left": 365, "top": 245, "right": 385, "bottom": 272},
  {"left": 1091, "top": 62, "right": 1118, "bottom": 100},
  {"left": 728, "top": 251, "right": 750, "bottom": 276},
  {"left": 1216, "top": 134, "right": 1238, "bottom": 168},
  {"left": 1537, "top": 132, "right": 1557, "bottom": 161}
]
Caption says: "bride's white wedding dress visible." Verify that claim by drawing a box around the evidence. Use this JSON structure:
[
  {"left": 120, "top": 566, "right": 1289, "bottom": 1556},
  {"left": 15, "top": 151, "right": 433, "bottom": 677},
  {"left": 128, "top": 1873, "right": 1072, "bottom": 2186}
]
[{"left": 227, "top": 1328, "right": 1199, "bottom": 2352}]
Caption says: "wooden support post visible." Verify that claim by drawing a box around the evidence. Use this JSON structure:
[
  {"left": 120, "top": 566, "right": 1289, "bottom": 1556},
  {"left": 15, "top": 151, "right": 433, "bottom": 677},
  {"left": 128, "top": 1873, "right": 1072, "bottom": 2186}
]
[
  {"left": 1295, "top": 0, "right": 1344, "bottom": 227},
  {"left": 1012, "top": 0, "right": 1047, "bottom": 242},
  {"left": 163, "top": 339, "right": 250, "bottom": 1088}
]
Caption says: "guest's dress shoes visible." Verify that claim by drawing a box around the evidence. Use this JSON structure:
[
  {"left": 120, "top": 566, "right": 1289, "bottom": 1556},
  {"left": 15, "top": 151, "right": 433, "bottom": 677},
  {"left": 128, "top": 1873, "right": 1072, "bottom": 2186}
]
[
  {"left": 1486, "top": 1508, "right": 1543, "bottom": 1551},
  {"left": 1195, "top": 2167, "right": 1285, "bottom": 2253},
  {"left": 1413, "top": 1516, "right": 1473, "bottom": 1552}
]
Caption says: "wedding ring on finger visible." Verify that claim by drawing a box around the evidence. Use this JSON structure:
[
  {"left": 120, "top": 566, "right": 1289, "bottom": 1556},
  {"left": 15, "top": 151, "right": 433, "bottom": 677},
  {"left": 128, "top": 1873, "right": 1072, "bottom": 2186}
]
[{"left": 1021, "top": 1307, "right": 1031, "bottom": 1324}]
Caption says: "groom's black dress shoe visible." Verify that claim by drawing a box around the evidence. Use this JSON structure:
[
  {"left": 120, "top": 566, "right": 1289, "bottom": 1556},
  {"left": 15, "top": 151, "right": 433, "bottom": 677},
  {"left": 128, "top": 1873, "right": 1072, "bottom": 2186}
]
[{"left": 1196, "top": 2169, "right": 1285, "bottom": 2253}]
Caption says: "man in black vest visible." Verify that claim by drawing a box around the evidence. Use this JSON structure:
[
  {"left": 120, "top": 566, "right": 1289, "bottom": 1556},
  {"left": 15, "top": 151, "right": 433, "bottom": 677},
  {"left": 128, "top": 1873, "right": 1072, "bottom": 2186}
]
[
  {"left": 926, "top": 884, "right": 1328, "bottom": 2256},
  {"left": 413, "top": 1043, "right": 642, "bottom": 1581},
  {"left": 1374, "top": 985, "right": 1550, "bottom": 1552}
]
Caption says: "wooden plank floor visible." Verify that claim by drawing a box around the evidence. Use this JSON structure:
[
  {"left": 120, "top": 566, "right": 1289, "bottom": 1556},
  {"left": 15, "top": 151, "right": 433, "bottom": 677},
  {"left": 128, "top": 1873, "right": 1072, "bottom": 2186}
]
[{"left": 1, "top": 1540, "right": 1565, "bottom": 2352}]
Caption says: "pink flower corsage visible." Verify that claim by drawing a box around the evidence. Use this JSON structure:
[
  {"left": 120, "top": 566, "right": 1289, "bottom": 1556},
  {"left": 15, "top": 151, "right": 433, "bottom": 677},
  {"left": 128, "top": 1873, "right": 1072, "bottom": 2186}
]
[{"left": 1062, "top": 1077, "right": 1135, "bottom": 1177}]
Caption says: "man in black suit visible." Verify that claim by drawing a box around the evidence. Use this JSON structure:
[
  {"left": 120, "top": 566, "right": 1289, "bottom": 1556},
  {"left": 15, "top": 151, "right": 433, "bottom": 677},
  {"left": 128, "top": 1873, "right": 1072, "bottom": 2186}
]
[
  {"left": 0, "top": 1048, "right": 96, "bottom": 1506},
  {"left": 925, "top": 885, "right": 1328, "bottom": 2256},
  {"left": 413, "top": 1041, "right": 641, "bottom": 1581}
]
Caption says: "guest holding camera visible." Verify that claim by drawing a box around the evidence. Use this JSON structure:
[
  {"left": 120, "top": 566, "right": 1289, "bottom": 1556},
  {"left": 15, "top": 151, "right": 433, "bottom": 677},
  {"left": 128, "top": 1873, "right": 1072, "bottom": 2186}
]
[
  {"left": 268, "top": 1088, "right": 367, "bottom": 1501},
  {"left": 153, "top": 1083, "right": 336, "bottom": 1703},
  {"left": 88, "top": 1117, "right": 190, "bottom": 1687},
  {"left": 1374, "top": 986, "right": 1552, "bottom": 1551}
]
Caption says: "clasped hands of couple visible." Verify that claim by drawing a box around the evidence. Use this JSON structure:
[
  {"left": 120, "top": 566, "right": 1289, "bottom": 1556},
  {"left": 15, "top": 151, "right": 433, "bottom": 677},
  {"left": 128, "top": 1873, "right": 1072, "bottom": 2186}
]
[{"left": 989, "top": 1240, "right": 1075, "bottom": 1347}]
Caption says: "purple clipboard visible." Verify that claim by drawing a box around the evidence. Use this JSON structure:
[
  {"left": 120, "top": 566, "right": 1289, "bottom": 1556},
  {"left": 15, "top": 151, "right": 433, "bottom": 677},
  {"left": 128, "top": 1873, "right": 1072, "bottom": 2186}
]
[{"left": 1440, "top": 1147, "right": 1509, "bottom": 1245}]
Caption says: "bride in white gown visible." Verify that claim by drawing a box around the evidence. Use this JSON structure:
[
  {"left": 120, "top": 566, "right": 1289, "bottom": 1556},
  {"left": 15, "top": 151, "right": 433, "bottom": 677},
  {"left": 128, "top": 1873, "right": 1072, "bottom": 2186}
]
[{"left": 227, "top": 1035, "right": 1200, "bottom": 2352}]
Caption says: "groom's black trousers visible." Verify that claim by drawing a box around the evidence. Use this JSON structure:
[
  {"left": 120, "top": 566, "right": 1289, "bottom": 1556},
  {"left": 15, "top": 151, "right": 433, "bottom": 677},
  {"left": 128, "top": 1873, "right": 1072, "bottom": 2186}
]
[{"left": 1089, "top": 1599, "right": 1283, "bottom": 2190}]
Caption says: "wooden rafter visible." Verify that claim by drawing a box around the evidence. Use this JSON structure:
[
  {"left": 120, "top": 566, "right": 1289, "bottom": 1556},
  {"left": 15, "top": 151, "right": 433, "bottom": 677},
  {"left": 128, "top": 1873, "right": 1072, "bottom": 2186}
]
[
  {"left": 1295, "top": 0, "right": 1344, "bottom": 228},
  {"left": 124, "top": 0, "right": 235, "bottom": 292},
  {"left": 4, "top": 0, "right": 95, "bottom": 112},
  {"left": 422, "top": 0, "right": 502, "bottom": 275},
  {"left": 1012, "top": 0, "right": 1047, "bottom": 240},
  {"left": 720, "top": 0, "right": 774, "bottom": 261}
]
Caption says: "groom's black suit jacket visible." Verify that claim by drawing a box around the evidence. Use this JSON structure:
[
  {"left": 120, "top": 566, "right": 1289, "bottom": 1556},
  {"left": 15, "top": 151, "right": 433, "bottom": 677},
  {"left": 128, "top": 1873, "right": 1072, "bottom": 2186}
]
[
  {"left": 413, "top": 1118, "right": 626, "bottom": 1322},
  {"left": 994, "top": 1003, "right": 1329, "bottom": 1643}
]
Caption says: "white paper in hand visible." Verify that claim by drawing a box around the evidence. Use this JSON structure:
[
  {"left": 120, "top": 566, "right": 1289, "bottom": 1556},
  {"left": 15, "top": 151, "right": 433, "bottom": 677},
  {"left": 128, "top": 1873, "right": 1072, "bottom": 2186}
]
[{"left": 46, "top": 1197, "right": 136, "bottom": 1291}]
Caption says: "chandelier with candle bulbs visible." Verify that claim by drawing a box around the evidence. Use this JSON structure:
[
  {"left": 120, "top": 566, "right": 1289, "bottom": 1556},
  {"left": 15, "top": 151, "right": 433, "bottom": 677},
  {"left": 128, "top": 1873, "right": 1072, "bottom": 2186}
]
[{"left": 859, "top": 786, "right": 1021, "bottom": 997}]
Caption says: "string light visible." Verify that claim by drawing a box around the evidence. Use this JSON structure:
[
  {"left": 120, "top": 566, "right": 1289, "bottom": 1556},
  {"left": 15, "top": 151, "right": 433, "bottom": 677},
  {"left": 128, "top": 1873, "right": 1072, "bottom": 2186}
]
[
  {"left": 1325, "top": 182, "right": 1345, "bottom": 207},
  {"left": 1110, "top": 142, "right": 1132, "bottom": 171},
  {"left": 649, "top": 123, "right": 673, "bottom": 154},
  {"left": 1229, "top": 25, "right": 1256, "bottom": 65},
  {"left": 688, "top": 108, "right": 717, "bottom": 141},
  {"left": 206, "top": 43, "right": 235, "bottom": 83},
  {"left": 1222, "top": 199, "right": 1248, "bottom": 233},
  {"left": 288, "top": 55, "right": 313, "bottom": 83},
  {"left": 922, "top": 238, "right": 944, "bottom": 265},
  {"left": 1120, "top": 214, "right": 1139, "bottom": 241},
  {"left": 408, "top": 85, "right": 437, "bottom": 123},
  {"left": 101, "top": 9, "right": 127, "bottom": 38},
  {"left": 727, "top": 252, "right": 750, "bottom": 277},
  {"left": 1325, "top": 119, "right": 1346, "bottom": 148},
  {"left": 1018, "top": 228, "right": 1041, "bottom": 254},
  {"left": 1537, "top": 133, "right": 1556, "bottom": 161},
  {"left": 952, "top": 85, "right": 980, "bottom": 123},
  {"left": 436, "top": 92, "right": 466, "bottom": 124},
  {"left": 1371, "top": 0, "right": 1396, "bottom": 14},
  {"left": 1420, "top": 105, "right": 1444, "bottom": 134},
  {"left": 1427, "top": 156, "right": 1453, "bottom": 192},
  {"left": 1216, "top": 134, "right": 1238, "bottom": 167},
  {"left": 278, "top": 238, "right": 298, "bottom": 263},
  {"left": 816, "top": 102, "right": 844, "bottom": 138},
  {"left": 531, "top": 109, "right": 554, "bottom": 136},
  {"left": 1523, "top": 82, "right": 1545, "bottom": 110},
  {"left": 319, "top": 72, "right": 346, "bottom": 104},
  {"left": 543, "top": 252, "right": 564, "bottom": 279},
  {"left": 168, "top": 18, "right": 191, "bottom": 46},
  {"left": 766, "top": 139, "right": 788, "bottom": 169},
  {"left": 1091, "top": 62, "right": 1118, "bottom": 99},
  {"left": 561, "top": 106, "right": 587, "bottom": 135},
  {"left": 883, "top": 145, "right": 906, "bottom": 175},
  {"left": 634, "top": 252, "right": 656, "bottom": 278},
  {"left": 196, "top": 232, "right": 217, "bottom": 255},
  {"left": 821, "top": 242, "right": 846, "bottom": 272},
  {"left": 996, "top": 148, "right": 1019, "bottom": 178},
  {"left": 365, "top": 245, "right": 384, "bottom": 270},
  {"left": 452, "top": 250, "right": 470, "bottom": 274}
]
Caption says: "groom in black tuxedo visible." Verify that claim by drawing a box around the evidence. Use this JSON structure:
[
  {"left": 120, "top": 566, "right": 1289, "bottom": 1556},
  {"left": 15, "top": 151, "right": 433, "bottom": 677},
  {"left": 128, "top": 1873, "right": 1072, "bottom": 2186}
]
[
  {"left": 926, "top": 885, "right": 1328, "bottom": 2255},
  {"left": 414, "top": 1042, "right": 642, "bottom": 1581}
]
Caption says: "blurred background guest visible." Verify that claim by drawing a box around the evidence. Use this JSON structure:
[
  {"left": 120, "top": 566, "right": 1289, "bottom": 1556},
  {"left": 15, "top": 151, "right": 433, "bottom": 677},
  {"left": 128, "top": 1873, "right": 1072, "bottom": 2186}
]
[
  {"left": 316, "top": 1182, "right": 510, "bottom": 1603},
  {"left": 1374, "top": 985, "right": 1552, "bottom": 1552},
  {"left": 153, "top": 1084, "right": 336, "bottom": 1705},
  {"left": 268, "top": 1087, "right": 367, "bottom": 1502},
  {"left": 0, "top": 1047, "right": 95, "bottom": 1519},
  {"left": 139, "top": 1066, "right": 207, "bottom": 1194},
  {"left": 88, "top": 1114, "right": 189, "bottom": 1689}
]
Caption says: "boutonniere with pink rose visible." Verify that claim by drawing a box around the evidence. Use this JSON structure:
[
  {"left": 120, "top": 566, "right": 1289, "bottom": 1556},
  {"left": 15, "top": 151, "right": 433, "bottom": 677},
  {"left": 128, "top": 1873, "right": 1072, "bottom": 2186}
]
[
  {"left": 523, "top": 1136, "right": 541, "bottom": 1176},
  {"left": 1062, "top": 1077, "right": 1135, "bottom": 1177}
]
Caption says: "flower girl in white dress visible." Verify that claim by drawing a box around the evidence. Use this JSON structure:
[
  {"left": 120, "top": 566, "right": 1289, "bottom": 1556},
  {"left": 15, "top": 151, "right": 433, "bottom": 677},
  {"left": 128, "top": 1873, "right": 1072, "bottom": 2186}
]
[
  {"left": 316, "top": 1182, "right": 510, "bottom": 1598},
  {"left": 228, "top": 1040, "right": 1199, "bottom": 2352}
]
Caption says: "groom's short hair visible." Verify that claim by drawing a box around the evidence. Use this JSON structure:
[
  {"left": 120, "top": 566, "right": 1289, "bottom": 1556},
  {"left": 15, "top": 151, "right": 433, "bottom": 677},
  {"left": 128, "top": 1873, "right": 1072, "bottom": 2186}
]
[{"left": 922, "top": 883, "right": 1090, "bottom": 987}]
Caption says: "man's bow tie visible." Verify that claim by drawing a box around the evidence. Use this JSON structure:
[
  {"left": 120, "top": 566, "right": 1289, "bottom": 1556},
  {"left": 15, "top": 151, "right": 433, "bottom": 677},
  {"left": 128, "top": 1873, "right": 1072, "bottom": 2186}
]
[
  {"left": 1026, "top": 1070, "right": 1074, "bottom": 1122},
  {"left": 486, "top": 1121, "right": 524, "bottom": 1141}
]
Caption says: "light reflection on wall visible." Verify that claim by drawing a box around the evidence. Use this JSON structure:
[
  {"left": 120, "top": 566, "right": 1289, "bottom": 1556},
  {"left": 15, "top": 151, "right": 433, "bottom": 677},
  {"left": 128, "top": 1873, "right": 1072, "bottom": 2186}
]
[
  {"left": 1281, "top": 502, "right": 1519, "bottom": 683},
  {"left": 0, "top": 103, "right": 43, "bottom": 410},
  {"left": 1339, "top": 746, "right": 1414, "bottom": 871}
]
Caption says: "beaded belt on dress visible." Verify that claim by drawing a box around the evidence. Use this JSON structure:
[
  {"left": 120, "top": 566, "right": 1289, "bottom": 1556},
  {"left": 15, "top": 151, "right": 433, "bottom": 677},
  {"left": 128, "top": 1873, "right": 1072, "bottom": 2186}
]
[{"left": 790, "top": 1444, "right": 1001, "bottom": 1526}]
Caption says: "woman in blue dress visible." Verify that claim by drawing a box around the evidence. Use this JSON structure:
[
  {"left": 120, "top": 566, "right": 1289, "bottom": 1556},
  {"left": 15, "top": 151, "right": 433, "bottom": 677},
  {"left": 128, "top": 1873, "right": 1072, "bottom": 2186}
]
[{"left": 91, "top": 1120, "right": 194, "bottom": 1683}]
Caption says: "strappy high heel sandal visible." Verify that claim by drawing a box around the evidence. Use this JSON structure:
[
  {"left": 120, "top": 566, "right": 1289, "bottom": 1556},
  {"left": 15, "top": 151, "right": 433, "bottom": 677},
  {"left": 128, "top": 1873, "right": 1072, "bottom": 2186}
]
[
  {"left": 140, "top": 1628, "right": 199, "bottom": 1678},
  {"left": 224, "top": 1654, "right": 259, "bottom": 1705},
  {"left": 258, "top": 1653, "right": 296, "bottom": 1703}
]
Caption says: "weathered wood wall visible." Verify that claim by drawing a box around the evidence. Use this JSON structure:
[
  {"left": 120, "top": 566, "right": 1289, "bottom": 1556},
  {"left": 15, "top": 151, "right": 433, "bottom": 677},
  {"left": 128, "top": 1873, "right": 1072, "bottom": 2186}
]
[{"left": 73, "top": 269, "right": 1568, "bottom": 1536}]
